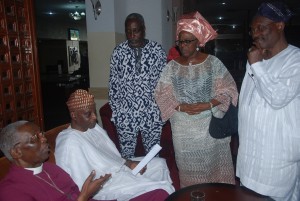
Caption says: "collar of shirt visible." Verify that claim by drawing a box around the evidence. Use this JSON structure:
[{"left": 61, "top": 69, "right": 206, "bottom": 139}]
[{"left": 25, "top": 163, "right": 43, "bottom": 175}]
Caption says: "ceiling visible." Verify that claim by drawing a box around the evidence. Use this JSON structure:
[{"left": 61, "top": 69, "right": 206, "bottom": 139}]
[
  {"left": 35, "top": 0, "right": 300, "bottom": 27},
  {"left": 34, "top": 0, "right": 86, "bottom": 21},
  {"left": 183, "top": 0, "right": 300, "bottom": 26}
]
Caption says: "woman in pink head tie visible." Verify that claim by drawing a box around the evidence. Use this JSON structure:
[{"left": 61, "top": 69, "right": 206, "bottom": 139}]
[{"left": 155, "top": 11, "right": 238, "bottom": 188}]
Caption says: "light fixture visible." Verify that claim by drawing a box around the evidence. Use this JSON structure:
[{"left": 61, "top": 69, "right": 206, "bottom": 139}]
[
  {"left": 90, "top": 0, "right": 102, "bottom": 20},
  {"left": 167, "top": 7, "right": 178, "bottom": 22},
  {"left": 69, "top": 6, "right": 85, "bottom": 20}
]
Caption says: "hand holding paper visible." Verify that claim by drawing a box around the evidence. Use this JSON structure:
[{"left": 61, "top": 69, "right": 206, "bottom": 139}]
[{"left": 131, "top": 144, "right": 162, "bottom": 175}]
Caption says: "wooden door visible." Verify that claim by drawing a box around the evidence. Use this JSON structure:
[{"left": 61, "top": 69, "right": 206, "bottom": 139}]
[{"left": 0, "top": 0, "right": 43, "bottom": 129}]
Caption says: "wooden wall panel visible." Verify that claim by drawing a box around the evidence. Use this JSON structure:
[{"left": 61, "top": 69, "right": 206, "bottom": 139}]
[{"left": 0, "top": 0, "right": 43, "bottom": 129}]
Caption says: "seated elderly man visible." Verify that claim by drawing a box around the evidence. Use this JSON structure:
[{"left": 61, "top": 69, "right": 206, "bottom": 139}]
[
  {"left": 0, "top": 120, "right": 109, "bottom": 201},
  {"left": 55, "top": 89, "right": 175, "bottom": 201}
]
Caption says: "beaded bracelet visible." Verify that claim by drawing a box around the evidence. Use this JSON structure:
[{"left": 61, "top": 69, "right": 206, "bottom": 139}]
[{"left": 209, "top": 101, "right": 213, "bottom": 110}]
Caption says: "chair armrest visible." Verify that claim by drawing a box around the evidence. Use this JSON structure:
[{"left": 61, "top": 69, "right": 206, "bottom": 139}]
[{"left": 99, "top": 102, "right": 121, "bottom": 151}]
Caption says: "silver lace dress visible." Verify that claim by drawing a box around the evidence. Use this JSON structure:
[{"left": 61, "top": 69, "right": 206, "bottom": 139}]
[{"left": 155, "top": 55, "right": 238, "bottom": 187}]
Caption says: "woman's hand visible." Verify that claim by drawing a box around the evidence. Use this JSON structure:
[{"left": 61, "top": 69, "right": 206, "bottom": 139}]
[
  {"left": 180, "top": 103, "right": 209, "bottom": 115},
  {"left": 78, "top": 171, "right": 111, "bottom": 201},
  {"left": 125, "top": 160, "right": 147, "bottom": 175},
  {"left": 179, "top": 99, "right": 220, "bottom": 115}
]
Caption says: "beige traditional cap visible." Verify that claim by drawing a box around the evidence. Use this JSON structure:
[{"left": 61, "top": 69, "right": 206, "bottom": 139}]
[
  {"left": 66, "top": 89, "right": 95, "bottom": 111},
  {"left": 176, "top": 11, "right": 217, "bottom": 47}
]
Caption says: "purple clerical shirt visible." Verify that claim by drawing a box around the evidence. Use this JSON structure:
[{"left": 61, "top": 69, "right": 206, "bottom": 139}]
[
  {"left": 0, "top": 162, "right": 168, "bottom": 201},
  {"left": 0, "top": 162, "right": 99, "bottom": 201}
]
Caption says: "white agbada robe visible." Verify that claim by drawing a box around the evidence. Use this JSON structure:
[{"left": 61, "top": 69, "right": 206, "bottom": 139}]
[
  {"left": 55, "top": 124, "right": 174, "bottom": 201},
  {"left": 237, "top": 45, "right": 300, "bottom": 201}
]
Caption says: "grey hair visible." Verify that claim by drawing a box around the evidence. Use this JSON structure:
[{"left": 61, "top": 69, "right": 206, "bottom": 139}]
[
  {"left": 0, "top": 120, "right": 28, "bottom": 161},
  {"left": 125, "top": 13, "right": 145, "bottom": 28}
]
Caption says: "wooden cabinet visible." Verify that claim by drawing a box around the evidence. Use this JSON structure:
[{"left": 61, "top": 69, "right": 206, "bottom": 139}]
[{"left": 0, "top": 0, "right": 43, "bottom": 129}]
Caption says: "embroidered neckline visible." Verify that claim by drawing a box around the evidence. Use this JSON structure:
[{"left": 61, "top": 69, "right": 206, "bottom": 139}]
[{"left": 134, "top": 48, "right": 142, "bottom": 74}]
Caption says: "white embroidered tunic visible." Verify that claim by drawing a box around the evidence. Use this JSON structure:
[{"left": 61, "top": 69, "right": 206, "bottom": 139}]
[
  {"left": 55, "top": 124, "right": 174, "bottom": 201},
  {"left": 237, "top": 45, "right": 300, "bottom": 200}
]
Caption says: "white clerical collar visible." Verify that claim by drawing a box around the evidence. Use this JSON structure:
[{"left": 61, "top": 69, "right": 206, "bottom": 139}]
[{"left": 25, "top": 164, "right": 43, "bottom": 175}]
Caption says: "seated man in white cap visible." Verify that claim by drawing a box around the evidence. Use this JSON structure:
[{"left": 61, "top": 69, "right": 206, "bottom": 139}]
[{"left": 55, "top": 89, "right": 175, "bottom": 201}]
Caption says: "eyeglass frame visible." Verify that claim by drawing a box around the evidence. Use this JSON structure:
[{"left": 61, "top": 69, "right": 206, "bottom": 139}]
[
  {"left": 12, "top": 131, "right": 46, "bottom": 148},
  {"left": 175, "top": 38, "right": 198, "bottom": 46},
  {"left": 249, "top": 22, "right": 275, "bottom": 36}
]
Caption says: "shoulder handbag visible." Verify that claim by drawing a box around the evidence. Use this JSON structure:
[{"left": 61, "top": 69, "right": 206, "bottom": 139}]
[{"left": 209, "top": 103, "right": 238, "bottom": 139}]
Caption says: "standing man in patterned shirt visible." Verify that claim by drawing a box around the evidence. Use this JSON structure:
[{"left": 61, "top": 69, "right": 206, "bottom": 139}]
[{"left": 109, "top": 13, "right": 167, "bottom": 159}]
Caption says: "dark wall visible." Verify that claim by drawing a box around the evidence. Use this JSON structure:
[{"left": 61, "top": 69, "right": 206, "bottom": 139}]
[
  {"left": 38, "top": 40, "right": 89, "bottom": 130},
  {"left": 286, "top": 25, "right": 300, "bottom": 48},
  {"left": 38, "top": 39, "right": 69, "bottom": 75}
]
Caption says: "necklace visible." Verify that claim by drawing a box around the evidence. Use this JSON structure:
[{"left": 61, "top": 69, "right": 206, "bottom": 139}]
[{"left": 35, "top": 170, "right": 72, "bottom": 199}]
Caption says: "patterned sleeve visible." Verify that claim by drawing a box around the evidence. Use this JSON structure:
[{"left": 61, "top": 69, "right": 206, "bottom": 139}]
[
  {"left": 154, "top": 62, "right": 180, "bottom": 121},
  {"left": 158, "top": 44, "right": 167, "bottom": 71},
  {"left": 211, "top": 56, "right": 239, "bottom": 111},
  {"left": 109, "top": 46, "right": 121, "bottom": 115}
]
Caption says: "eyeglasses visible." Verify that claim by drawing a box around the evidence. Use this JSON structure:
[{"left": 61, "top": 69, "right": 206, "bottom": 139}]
[
  {"left": 249, "top": 22, "right": 274, "bottom": 36},
  {"left": 175, "top": 38, "right": 197, "bottom": 46},
  {"left": 13, "top": 131, "right": 45, "bottom": 148},
  {"left": 29, "top": 132, "right": 45, "bottom": 144}
]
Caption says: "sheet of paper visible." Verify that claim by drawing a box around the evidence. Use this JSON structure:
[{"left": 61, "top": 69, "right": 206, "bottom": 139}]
[{"left": 131, "top": 144, "right": 162, "bottom": 175}]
